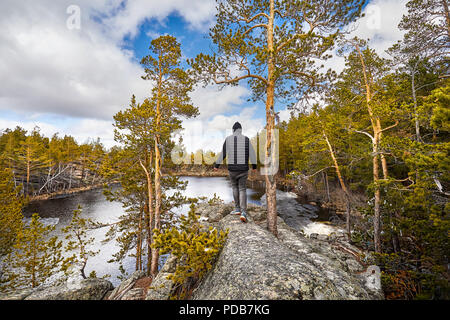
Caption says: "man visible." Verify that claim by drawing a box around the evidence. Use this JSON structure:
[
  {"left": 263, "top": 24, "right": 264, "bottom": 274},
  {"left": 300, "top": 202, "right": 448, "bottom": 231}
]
[{"left": 214, "top": 122, "right": 257, "bottom": 223}]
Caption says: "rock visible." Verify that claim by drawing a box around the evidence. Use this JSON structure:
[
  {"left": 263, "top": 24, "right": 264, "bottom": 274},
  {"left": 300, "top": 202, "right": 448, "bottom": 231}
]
[
  {"left": 346, "top": 259, "right": 365, "bottom": 273},
  {"left": 247, "top": 206, "right": 267, "bottom": 222},
  {"left": 107, "top": 270, "right": 146, "bottom": 300},
  {"left": 160, "top": 254, "right": 178, "bottom": 273},
  {"left": 145, "top": 272, "right": 174, "bottom": 300},
  {"left": 121, "top": 288, "right": 145, "bottom": 300},
  {"left": 317, "top": 234, "right": 329, "bottom": 241},
  {"left": 0, "top": 288, "right": 34, "bottom": 300},
  {"left": 145, "top": 254, "right": 178, "bottom": 300},
  {"left": 208, "top": 211, "right": 223, "bottom": 223},
  {"left": 337, "top": 233, "right": 349, "bottom": 242},
  {"left": 196, "top": 202, "right": 233, "bottom": 224},
  {"left": 329, "top": 215, "right": 342, "bottom": 224},
  {"left": 261, "top": 190, "right": 339, "bottom": 236},
  {"left": 23, "top": 278, "right": 113, "bottom": 300},
  {"left": 191, "top": 212, "right": 384, "bottom": 300}
]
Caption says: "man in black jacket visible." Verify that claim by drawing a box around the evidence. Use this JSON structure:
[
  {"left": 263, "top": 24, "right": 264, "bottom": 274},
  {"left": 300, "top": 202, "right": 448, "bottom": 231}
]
[{"left": 214, "top": 122, "right": 257, "bottom": 223}]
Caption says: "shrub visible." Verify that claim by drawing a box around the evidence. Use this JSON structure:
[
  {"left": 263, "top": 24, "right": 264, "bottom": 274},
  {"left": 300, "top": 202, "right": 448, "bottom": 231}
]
[{"left": 153, "top": 203, "right": 228, "bottom": 299}]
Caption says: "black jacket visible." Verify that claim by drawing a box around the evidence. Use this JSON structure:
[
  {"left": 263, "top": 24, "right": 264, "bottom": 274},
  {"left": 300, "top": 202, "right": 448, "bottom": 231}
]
[{"left": 214, "top": 129, "right": 257, "bottom": 172}]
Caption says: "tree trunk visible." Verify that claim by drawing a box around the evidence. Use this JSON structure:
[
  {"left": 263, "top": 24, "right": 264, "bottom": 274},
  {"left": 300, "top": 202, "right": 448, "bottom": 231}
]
[
  {"left": 26, "top": 146, "right": 30, "bottom": 194},
  {"left": 139, "top": 152, "right": 154, "bottom": 276},
  {"left": 323, "top": 131, "right": 352, "bottom": 235},
  {"left": 136, "top": 207, "right": 143, "bottom": 271},
  {"left": 324, "top": 171, "right": 330, "bottom": 203},
  {"left": 411, "top": 71, "right": 422, "bottom": 142},
  {"left": 265, "top": 0, "right": 278, "bottom": 237},
  {"left": 442, "top": 0, "right": 450, "bottom": 39},
  {"left": 373, "top": 143, "right": 382, "bottom": 253},
  {"left": 354, "top": 42, "right": 384, "bottom": 253},
  {"left": 151, "top": 136, "right": 162, "bottom": 277},
  {"left": 151, "top": 60, "right": 163, "bottom": 277},
  {"left": 69, "top": 166, "right": 73, "bottom": 190}
]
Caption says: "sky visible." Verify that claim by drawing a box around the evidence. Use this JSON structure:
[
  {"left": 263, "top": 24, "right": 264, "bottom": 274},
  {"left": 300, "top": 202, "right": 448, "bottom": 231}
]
[{"left": 0, "top": 0, "right": 408, "bottom": 152}]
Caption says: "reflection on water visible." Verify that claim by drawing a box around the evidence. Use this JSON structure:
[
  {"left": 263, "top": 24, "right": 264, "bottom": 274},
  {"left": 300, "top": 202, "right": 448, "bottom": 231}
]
[{"left": 23, "top": 176, "right": 265, "bottom": 286}]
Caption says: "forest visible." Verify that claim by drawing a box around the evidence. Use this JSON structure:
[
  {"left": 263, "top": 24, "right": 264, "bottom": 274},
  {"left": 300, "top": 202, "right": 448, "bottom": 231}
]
[
  {"left": 0, "top": 0, "right": 448, "bottom": 300},
  {"left": 0, "top": 127, "right": 106, "bottom": 198}
]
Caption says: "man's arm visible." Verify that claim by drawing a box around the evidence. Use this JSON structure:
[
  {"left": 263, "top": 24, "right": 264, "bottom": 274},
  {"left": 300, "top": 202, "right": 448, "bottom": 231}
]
[{"left": 214, "top": 140, "right": 227, "bottom": 169}]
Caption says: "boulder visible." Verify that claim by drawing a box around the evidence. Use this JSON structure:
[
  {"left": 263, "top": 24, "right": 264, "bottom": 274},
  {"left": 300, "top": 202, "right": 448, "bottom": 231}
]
[
  {"left": 191, "top": 210, "right": 384, "bottom": 300},
  {"left": 145, "top": 254, "right": 178, "bottom": 300},
  {"left": 23, "top": 278, "right": 113, "bottom": 300},
  {"left": 121, "top": 288, "right": 145, "bottom": 300},
  {"left": 107, "top": 270, "right": 146, "bottom": 300},
  {"left": 145, "top": 272, "right": 174, "bottom": 300},
  {"left": 0, "top": 289, "right": 34, "bottom": 300}
]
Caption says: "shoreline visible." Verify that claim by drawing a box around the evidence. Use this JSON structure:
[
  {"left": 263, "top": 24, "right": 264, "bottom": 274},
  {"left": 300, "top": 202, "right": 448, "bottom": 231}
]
[
  {"left": 28, "top": 183, "right": 110, "bottom": 203},
  {"left": 28, "top": 172, "right": 352, "bottom": 218}
]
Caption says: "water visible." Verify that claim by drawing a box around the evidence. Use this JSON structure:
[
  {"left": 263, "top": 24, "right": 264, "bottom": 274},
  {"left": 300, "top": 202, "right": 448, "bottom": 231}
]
[{"left": 23, "top": 176, "right": 335, "bottom": 286}]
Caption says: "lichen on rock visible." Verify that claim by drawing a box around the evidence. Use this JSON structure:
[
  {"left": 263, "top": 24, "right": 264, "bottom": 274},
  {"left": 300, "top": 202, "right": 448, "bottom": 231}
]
[{"left": 191, "top": 203, "right": 384, "bottom": 300}]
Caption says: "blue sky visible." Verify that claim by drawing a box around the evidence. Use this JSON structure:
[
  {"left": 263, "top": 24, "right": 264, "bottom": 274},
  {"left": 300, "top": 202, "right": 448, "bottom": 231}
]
[{"left": 0, "top": 0, "right": 408, "bottom": 152}]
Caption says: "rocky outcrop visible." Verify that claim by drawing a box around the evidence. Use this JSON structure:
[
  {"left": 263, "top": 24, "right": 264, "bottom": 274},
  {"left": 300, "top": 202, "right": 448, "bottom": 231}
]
[
  {"left": 145, "top": 255, "right": 178, "bottom": 300},
  {"left": 1, "top": 278, "right": 113, "bottom": 300},
  {"left": 1, "top": 200, "right": 383, "bottom": 301},
  {"left": 191, "top": 203, "right": 384, "bottom": 300},
  {"left": 260, "top": 190, "right": 339, "bottom": 236},
  {"left": 106, "top": 270, "right": 146, "bottom": 300}
]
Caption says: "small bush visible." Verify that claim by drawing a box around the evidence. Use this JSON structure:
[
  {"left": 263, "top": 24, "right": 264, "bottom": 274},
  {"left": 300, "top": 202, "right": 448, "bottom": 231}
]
[{"left": 153, "top": 203, "right": 228, "bottom": 299}]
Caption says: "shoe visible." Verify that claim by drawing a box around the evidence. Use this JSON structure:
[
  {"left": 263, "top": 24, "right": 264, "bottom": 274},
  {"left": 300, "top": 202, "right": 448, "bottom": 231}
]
[
  {"left": 240, "top": 211, "right": 247, "bottom": 223},
  {"left": 230, "top": 209, "right": 241, "bottom": 215}
]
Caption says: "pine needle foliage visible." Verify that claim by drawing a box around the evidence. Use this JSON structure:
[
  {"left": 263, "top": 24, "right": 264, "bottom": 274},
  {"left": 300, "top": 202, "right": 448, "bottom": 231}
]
[
  {"left": 153, "top": 203, "right": 228, "bottom": 299},
  {"left": 61, "top": 205, "right": 100, "bottom": 279},
  {"left": 1, "top": 213, "right": 63, "bottom": 291}
]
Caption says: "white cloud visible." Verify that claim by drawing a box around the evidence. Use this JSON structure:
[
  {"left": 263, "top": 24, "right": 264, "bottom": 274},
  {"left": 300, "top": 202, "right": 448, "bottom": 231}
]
[
  {"left": 99, "top": 0, "right": 216, "bottom": 42},
  {"left": 0, "top": 0, "right": 217, "bottom": 121},
  {"left": 0, "top": 0, "right": 410, "bottom": 151},
  {"left": 0, "top": 0, "right": 216, "bottom": 148},
  {"left": 321, "top": 0, "right": 408, "bottom": 75},
  {"left": 190, "top": 85, "right": 250, "bottom": 120},
  {"left": 0, "top": 0, "right": 150, "bottom": 120},
  {"left": 180, "top": 107, "right": 265, "bottom": 153},
  {"left": 350, "top": 0, "right": 408, "bottom": 57}
]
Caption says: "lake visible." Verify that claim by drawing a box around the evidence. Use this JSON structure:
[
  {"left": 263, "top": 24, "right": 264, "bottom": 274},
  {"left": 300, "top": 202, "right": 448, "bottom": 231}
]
[
  {"left": 23, "top": 176, "right": 265, "bottom": 286},
  {"left": 23, "top": 176, "right": 335, "bottom": 286}
]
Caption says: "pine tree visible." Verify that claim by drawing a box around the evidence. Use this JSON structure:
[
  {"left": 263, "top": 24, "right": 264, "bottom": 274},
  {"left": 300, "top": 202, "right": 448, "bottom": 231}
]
[
  {"left": 141, "top": 35, "right": 198, "bottom": 276},
  {"left": 153, "top": 203, "right": 228, "bottom": 299},
  {"left": 336, "top": 39, "right": 401, "bottom": 252},
  {"left": 189, "top": 0, "right": 365, "bottom": 236},
  {"left": 61, "top": 205, "right": 100, "bottom": 279},
  {"left": 3, "top": 213, "right": 63, "bottom": 290},
  {"left": 0, "top": 168, "right": 25, "bottom": 257},
  {"left": 15, "top": 128, "right": 51, "bottom": 195}
]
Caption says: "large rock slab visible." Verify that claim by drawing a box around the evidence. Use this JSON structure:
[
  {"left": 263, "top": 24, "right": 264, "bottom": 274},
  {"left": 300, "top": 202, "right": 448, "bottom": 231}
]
[
  {"left": 192, "top": 211, "right": 383, "bottom": 300},
  {"left": 145, "top": 255, "right": 178, "bottom": 300},
  {"left": 106, "top": 270, "right": 146, "bottom": 300},
  {"left": 22, "top": 278, "right": 113, "bottom": 300}
]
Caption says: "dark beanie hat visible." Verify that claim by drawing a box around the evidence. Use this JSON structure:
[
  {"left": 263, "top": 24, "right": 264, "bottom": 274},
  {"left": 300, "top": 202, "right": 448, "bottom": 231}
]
[{"left": 232, "top": 122, "right": 242, "bottom": 131}]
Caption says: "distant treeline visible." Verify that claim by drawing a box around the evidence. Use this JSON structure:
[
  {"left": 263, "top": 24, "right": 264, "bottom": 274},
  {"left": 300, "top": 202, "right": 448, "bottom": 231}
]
[{"left": 0, "top": 126, "right": 106, "bottom": 197}]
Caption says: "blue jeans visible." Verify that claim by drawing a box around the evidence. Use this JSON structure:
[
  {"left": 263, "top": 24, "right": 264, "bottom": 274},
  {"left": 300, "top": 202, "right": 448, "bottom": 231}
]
[{"left": 229, "top": 171, "right": 248, "bottom": 212}]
